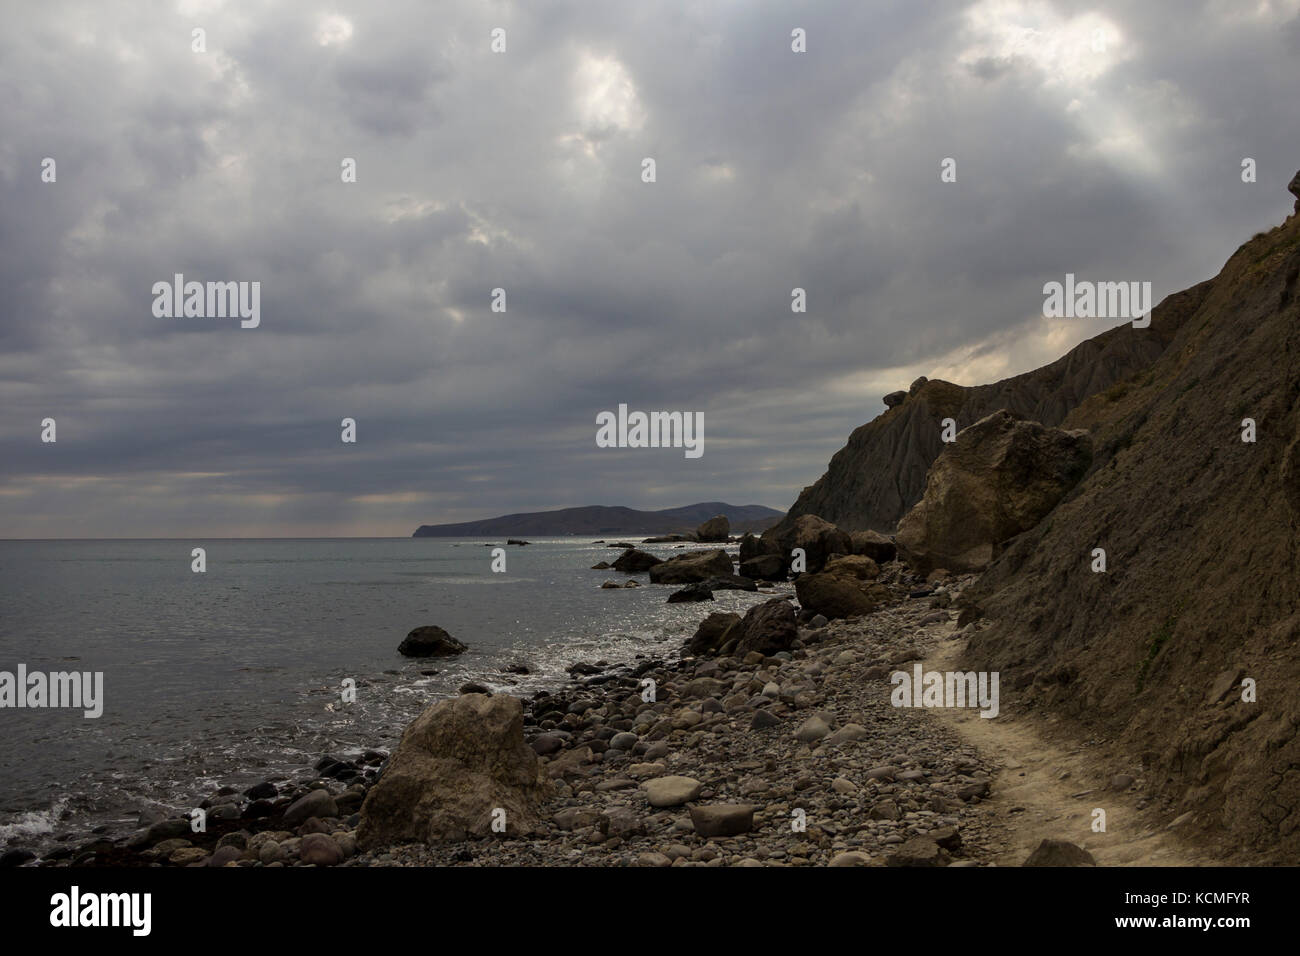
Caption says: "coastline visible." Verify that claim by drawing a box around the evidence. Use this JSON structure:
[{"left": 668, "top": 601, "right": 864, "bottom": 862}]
[{"left": 9, "top": 554, "right": 1015, "bottom": 868}]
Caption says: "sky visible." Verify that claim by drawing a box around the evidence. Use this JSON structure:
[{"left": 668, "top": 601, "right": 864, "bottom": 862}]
[{"left": 2, "top": 0, "right": 1299, "bottom": 537}]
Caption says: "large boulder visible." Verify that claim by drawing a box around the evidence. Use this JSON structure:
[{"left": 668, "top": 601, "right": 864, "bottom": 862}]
[
  {"left": 686, "top": 612, "right": 742, "bottom": 656},
  {"left": 727, "top": 598, "right": 798, "bottom": 657},
  {"left": 823, "top": 554, "right": 879, "bottom": 581},
  {"left": 356, "top": 694, "right": 546, "bottom": 847},
  {"left": 612, "top": 548, "right": 663, "bottom": 573},
  {"left": 883, "top": 390, "right": 907, "bottom": 407},
  {"left": 850, "top": 530, "right": 897, "bottom": 563},
  {"left": 398, "top": 626, "right": 467, "bottom": 658},
  {"left": 761, "top": 514, "right": 850, "bottom": 575},
  {"left": 695, "top": 514, "right": 730, "bottom": 543},
  {"left": 648, "top": 549, "right": 734, "bottom": 584},
  {"left": 701, "top": 574, "right": 757, "bottom": 592},
  {"left": 896, "top": 410, "right": 1093, "bottom": 573},
  {"left": 738, "top": 532, "right": 776, "bottom": 562},
  {"left": 739, "top": 554, "right": 785, "bottom": 581},
  {"left": 795, "top": 572, "right": 880, "bottom": 620}
]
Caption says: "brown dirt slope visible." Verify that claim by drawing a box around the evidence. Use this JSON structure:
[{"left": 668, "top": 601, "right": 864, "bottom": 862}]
[
  {"left": 773, "top": 291, "right": 1203, "bottom": 535},
  {"left": 962, "top": 201, "right": 1300, "bottom": 863}
]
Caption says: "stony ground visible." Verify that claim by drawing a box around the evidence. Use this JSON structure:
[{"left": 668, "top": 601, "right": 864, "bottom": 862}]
[
  {"left": 351, "top": 580, "right": 1003, "bottom": 868},
  {"left": 26, "top": 570, "right": 1190, "bottom": 869}
]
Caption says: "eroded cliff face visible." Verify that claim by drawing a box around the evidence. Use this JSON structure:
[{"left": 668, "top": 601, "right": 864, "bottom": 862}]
[
  {"left": 961, "top": 199, "right": 1300, "bottom": 861},
  {"left": 771, "top": 284, "right": 1207, "bottom": 535}
]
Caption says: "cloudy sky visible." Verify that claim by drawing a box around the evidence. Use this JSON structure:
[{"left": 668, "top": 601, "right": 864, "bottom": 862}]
[{"left": 2, "top": 0, "right": 1298, "bottom": 537}]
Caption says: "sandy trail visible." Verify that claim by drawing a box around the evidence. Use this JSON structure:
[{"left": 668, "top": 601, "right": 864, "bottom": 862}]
[{"left": 925, "top": 630, "right": 1211, "bottom": 867}]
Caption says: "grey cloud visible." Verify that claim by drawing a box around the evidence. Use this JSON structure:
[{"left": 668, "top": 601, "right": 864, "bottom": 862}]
[{"left": 1, "top": 0, "right": 1297, "bottom": 536}]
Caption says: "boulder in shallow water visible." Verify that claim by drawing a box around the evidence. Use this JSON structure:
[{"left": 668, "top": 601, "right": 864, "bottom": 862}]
[
  {"left": 648, "top": 548, "right": 734, "bottom": 584},
  {"left": 739, "top": 554, "right": 785, "bottom": 581},
  {"left": 700, "top": 573, "right": 756, "bottom": 592},
  {"left": 612, "top": 548, "right": 663, "bottom": 573},
  {"left": 695, "top": 514, "right": 730, "bottom": 543},
  {"left": 667, "top": 583, "right": 714, "bottom": 603},
  {"left": 398, "top": 625, "right": 467, "bottom": 658}
]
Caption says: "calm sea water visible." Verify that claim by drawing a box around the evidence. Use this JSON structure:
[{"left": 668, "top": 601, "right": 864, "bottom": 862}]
[{"left": 0, "top": 537, "right": 779, "bottom": 852}]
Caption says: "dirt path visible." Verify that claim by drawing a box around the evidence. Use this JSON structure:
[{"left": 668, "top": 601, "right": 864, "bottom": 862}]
[{"left": 925, "top": 630, "right": 1211, "bottom": 867}]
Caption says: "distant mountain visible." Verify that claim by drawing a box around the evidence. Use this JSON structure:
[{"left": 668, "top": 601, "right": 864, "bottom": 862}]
[{"left": 412, "top": 502, "right": 784, "bottom": 537}]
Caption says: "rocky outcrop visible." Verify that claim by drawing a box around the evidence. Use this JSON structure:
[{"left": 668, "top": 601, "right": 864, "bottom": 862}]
[
  {"left": 895, "top": 411, "right": 1093, "bottom": 573},
  {"left": 695, "top": 514, "right": 730, "bottom": 542},
  {"left": 769, "top": 283, "right": 1206, "bottom": 536},
  {"left": 760, "top": 514, "right": 850, "bottom": 574},
  {"left": 397, "top": 626, "right": 467, "bottom": 658},
  {"left": 850, "top": 530, "right": 896, "bottom": 563},
  {"left": 357, "top": 694, "right": 546, "bottom": 847},
  {"left": 612, "top": 548, "right": 662, "bottom": 573},
  {"left": 962, "top": 177, "right": 1300, "bottom": 862},
  {"left": 647, "top": 549, "right": 734, "bottom": 584}
]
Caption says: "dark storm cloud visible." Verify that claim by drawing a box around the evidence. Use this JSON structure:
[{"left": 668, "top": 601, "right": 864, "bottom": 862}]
[{"left": 1, "top": 0, "right": 1298, "bottom": 536}]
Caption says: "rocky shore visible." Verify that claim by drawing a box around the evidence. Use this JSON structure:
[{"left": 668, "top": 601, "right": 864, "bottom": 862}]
[
  {"left": 354, "top": 587, "right": 1000, "bottom": 868},
  {"left": 9, "top": 554, "right": 1015, "bottom": 869}
]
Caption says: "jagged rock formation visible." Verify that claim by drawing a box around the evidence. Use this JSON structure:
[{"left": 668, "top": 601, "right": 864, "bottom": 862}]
[
  {"left": 895, "top": 411, "right": 1093, "bottom": 573},
  {"left": 961, "top": 179, "right": 1300, "bottom": 862},
  {"left": 770, "top": 288, "right": 1207, "bottom": 535}
]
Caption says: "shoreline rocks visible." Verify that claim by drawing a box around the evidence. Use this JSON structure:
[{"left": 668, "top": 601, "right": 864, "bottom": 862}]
[
  {"left": 398, "top": 625, "right": 468, "bottom": 658},
  {"left": 648, "top": 549, "right": 735, "bottom": 584},
  {"left": 28, "top": 560, "right": 1012, "bottom": 870},
  {"left": 356, "top": 694, "right": 547, "bottom": 847}
]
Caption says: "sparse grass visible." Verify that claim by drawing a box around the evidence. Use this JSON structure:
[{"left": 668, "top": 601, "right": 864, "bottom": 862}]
[
  {"left": 1136, "top": 602, "right": 1184, "bottom": 692},
  {"left": 1104, "top": 382, "right": 1130, "bottom": 402}
]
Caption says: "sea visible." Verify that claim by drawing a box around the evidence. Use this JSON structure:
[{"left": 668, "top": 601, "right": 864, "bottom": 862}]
[{"left": 0, "top": 537, "right": 781, "bottom": 854}]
